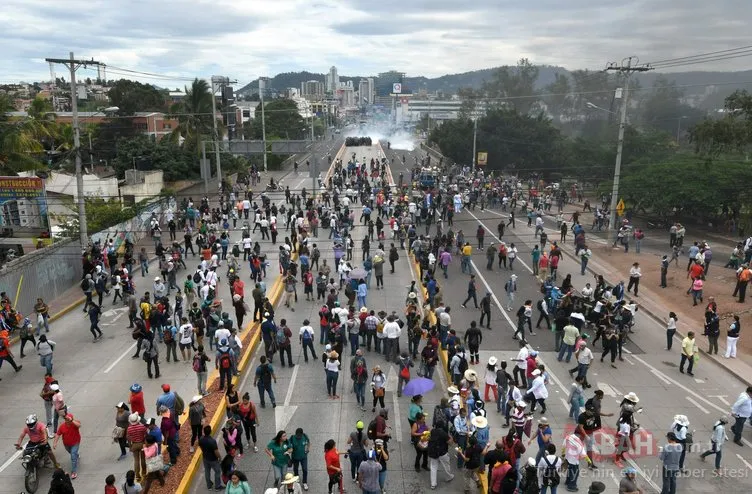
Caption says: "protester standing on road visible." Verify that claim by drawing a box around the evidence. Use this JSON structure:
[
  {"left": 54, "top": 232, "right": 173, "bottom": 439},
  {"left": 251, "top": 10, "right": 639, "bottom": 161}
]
[
  {"left": 700, "top": 416, "right": 728, "bottom": 473},
  {"left": 627, "top": 262, "right": 641, "bottom": 297},
  {"left": 679, "top": 332, "right": 697, "bottom": 376},
  {"left": 730, "top": 386, "right": 752, "bottom": 446},
  {"left": 254, "top": 355, "right": 277, "bottom": 408},
  {"left": 53, "top": 413, "right": 81, "bottom": 479},
  {"left": 35, "top": 334, "right": 55, "bottom": 374},
  {"left": 659, "top": 432, "right": 681, "bottom": 494},
  {"left": 199, "top": 424, "right": 224, "bottom": 490},
  {"left": 127, "top": 412, "right": 148, "bottom": 483}
]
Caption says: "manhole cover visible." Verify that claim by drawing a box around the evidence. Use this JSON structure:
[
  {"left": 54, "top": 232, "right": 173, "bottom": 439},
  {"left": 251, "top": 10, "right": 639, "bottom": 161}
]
[{"left": 663, "top": 361, "right": 678, "bottom": 367}]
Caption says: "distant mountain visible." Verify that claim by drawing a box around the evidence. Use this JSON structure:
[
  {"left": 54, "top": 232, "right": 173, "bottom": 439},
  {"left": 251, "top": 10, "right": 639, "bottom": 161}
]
[{"left": 237, "top": 67, "right": 752, "bottom": 102}]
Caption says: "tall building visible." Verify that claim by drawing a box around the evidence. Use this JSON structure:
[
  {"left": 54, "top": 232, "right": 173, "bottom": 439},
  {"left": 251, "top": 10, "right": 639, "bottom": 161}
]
[
  {"left": 325, "top": 66, "right": 339, "bottom": 94},
  {"left": 376, "top": 71, "right": 405, "bottom": 97},
  {"left": 367, "top": 77, "right": 374, "bottom": 103},
  {"left": 358, "top": 78, "right": 374, "bottom": 105},
  {"left": 300, "top": 80, "right": 324, "bottom": 101}
]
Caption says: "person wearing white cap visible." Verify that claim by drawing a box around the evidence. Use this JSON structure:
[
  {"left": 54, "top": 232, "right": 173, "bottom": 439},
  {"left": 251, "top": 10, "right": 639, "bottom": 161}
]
[
  {"left": 153, "top": 277, "right": 167, "bottom": 299},
  {"left": 525, "top": 369, "right": 548, "bottom": 414},
  {"left": 483, "top": 357, "right": 499, "bottom": 403},
  {"left": 669, "top": 414, "right": 690, "bottom": 470}
]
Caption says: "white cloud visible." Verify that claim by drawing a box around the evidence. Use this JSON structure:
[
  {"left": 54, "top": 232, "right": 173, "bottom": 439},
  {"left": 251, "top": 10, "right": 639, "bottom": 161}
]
[{"left": 1, "top": 0, "right": 751, "bottom": 86}]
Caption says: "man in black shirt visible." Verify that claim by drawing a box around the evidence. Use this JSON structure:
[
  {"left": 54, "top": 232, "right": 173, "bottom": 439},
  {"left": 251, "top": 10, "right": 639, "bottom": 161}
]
[
  {"left": 198, "top": 425, "right": 224, "bottom": 490},
  {"left": 427, "top": 424, "right": 454, "bottom": 488},
  {"left": 483, "top": 439, "right": 510, "bottom": 482}
]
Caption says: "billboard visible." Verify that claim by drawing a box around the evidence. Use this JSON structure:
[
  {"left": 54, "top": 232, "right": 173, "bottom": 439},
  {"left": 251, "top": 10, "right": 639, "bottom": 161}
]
[
  {"left": 0, "top": 176, "right": 49, "bottom": 231},
  {"left": 477, "top": 152, "right": 488, "bottom": 166},
  {"left": 392, "top": 83, "right": 402, "bottom": 94}
]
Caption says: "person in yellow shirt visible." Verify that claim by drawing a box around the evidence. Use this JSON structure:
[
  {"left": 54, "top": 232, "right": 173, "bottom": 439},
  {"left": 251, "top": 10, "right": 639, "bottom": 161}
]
[
  {"left": 461, "top": 243, "right": 473, "bottom": 274},
  {"left": 680, "top": 331, "right": 697, "bottom": 376}
]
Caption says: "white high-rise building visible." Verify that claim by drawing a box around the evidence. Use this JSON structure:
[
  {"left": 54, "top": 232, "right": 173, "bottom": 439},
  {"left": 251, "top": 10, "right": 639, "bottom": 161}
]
[{"left": 325, "top": 66, "right": 339, "bottom": 94}]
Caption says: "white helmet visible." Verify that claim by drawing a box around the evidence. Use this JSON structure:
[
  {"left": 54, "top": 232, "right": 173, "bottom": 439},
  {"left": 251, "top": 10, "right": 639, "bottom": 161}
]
[{"left": 26, "top": 414, "right": 38, "bottom": 427}]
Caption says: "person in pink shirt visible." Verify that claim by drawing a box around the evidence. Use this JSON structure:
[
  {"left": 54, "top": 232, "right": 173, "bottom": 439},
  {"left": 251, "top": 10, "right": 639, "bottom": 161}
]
[{"left": 15, "top": 414, "right": 60, "bottom": 468}]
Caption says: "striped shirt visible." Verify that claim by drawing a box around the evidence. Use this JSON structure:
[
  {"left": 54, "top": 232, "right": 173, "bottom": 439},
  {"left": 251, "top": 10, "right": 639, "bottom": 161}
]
[{"left": 127, "top": 423, "right": 148, "bottom": 443}]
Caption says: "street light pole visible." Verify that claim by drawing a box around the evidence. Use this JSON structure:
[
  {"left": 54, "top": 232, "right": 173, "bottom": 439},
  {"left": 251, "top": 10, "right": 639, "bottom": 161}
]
[
  {"left": 471, "top": 116, "right": 478, "bottom": 174},
  {"left": 676, "top": 116, "right": 687, "bottom": 143},
  {"left": 210, "top": 79, "right": 222, "bottom": 189},
  {"left": 608, "top": 81, "right": 630, "bottom": 240},
  {"left": 260, "top": 94, "right": 268, "bottom": 172}
]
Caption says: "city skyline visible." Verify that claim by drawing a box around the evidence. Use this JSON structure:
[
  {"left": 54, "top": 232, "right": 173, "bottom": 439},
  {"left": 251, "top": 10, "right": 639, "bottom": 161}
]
[{"left": 2, "top": 0, "right": 752, "bottom": 87}]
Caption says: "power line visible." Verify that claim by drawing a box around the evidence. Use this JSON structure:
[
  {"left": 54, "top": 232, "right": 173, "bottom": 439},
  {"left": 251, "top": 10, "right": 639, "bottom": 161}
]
[
  {"left": 647, "top": 51, "right": 752, "bottom": 70},
  {"left": 645, "top": 45, "right": 752, "bottom": 66}
]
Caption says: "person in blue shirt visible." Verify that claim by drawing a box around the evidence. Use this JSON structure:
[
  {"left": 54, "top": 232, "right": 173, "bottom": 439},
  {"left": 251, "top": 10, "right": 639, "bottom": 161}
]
[
  {"left": 426, "top": 277, "right": 438, "bottom": 307},
  {"left": 357, "top": 280, "right": 368, "bottom": 309},
  {"left": 531, "top": 417, "right": 553, "bottom": 465}
]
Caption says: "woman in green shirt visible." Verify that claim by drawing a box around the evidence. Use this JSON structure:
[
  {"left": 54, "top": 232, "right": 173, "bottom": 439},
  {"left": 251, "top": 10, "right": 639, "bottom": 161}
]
[
  {"left": 408, "top": 394, "right": 424, "bottom": 428},
  {"left": 265, "top": 430, "right": 292, "bottom": 486}
]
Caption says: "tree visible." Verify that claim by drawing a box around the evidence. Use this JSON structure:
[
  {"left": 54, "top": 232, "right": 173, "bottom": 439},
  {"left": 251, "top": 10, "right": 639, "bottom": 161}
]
[
  {"left": 252, "top": 99, "right": 306, "bottom": 140},
  {"left": 689, "top": 90, "right": 752, "bottom": 156},
  {"left": 457, "top": 87, "right": 482, "bottom": 119},
  {"left": 108, "top": 79, "right": 167, "bottom": 115},
  {"left": 169, "top": 78, "right": 217, "bottom": 154},
  {"left": 0, "top": 94, "right": 49, "bottom": 173},
  {"left": 542, "top": 72, "right": 572, "bottom": 123},
  {"left": 483, "top": 58, "right": 539, "bottom": 114}
]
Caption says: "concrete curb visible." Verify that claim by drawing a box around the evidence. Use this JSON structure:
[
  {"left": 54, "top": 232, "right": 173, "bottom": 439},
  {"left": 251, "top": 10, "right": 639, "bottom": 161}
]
[{"left": 173, "top": 251, "right": 296, "bottom": 494}]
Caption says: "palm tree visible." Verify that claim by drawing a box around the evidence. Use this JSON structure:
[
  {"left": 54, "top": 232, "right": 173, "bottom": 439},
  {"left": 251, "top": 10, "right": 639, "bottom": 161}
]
[
  {"left": 168, "top": 78, "right": 221, "bottom": 154},
  {"left": 0, "top": 94, "right": 51, "bottom": 173}
]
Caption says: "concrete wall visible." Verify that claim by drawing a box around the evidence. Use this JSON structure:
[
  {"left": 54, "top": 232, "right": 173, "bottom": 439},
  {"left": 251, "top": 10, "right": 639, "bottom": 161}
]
[
  {"left": 121, "top": 170, "right": 165, "bottom": 203},
  {"left": 0, "top": 239, "right": 83, "bottom": 316},
  {"left": 0, "top": 196, "right": 176, "bottom": 316}
]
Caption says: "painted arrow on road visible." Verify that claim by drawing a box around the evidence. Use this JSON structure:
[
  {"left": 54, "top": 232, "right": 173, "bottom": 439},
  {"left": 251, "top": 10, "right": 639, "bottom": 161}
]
[{"left": 275, "top": 363, "right": 300, "bottom": 431}]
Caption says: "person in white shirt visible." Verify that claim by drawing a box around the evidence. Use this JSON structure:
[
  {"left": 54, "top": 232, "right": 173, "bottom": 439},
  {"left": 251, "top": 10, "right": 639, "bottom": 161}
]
[
  {"left": 178, "top": 319, "right": 195, "bottom": 359},
  {"left": 512, "top": 344, "right": 528, "bottom": 387},
  {"left": 382, "top": 316, "right": 401, "bottom": 363},
  {"left": 214, "top": 323, "right": 231, "bottom": 347},
  {"left": 526, "top": 369, "right": 548, "bottom": 413},
  {"left": 570, "top": 341, "right": 593, "bottom": 387},
  {"left": 581, "top": 283, "right": 594, "bottom": 301},
  {"left": 562, "top": 434, "right": 589, "bottom": 490},
  {"left": 298, "top": 320, "right": 317, "bottom": 363},
  {"left": 627, "top": 262, "right": 642, "bottom": 297},
  {"left": 199, "top": 283, "right": 211, "bottom": 301},
  {"left": 537, "top": 444, "right": 562, "bottom": 493},
  {"left": 534, "top": 215, "right": 544, "bottom": 237}
]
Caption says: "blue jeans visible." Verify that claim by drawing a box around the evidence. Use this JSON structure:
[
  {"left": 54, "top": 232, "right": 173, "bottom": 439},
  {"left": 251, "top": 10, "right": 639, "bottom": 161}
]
[
  {"left": 350, "top": 333, "right": 360, "bottom": 354},
  {"left": 700, "top": 442, "right": 722, "bottom": 469},
  {"left": 272, "top": 464, "right": 288, "bottom": 484},
  {"left": 497, "top": 387, "right": 508, "bottom": 413},
  {"left": 580, "top": 258, "right": 588, "bottom": 275},
  {"left": 203, "top": 458, "right": 221, "bottom": 488},
  {"left": 258, "top": 381, "right": 276, "bottom": 406},
  {"left": 576, "top": 363, "right": 589, "bottom": 380},
  {"left": 540, "top": 485, "right": 558, "bottom": 494},
  {"left": 358, "top": 295, "right": 366, "bottom": 308},
  {"left": 441, "top": 264, "right": 448, "bottom": 278},
  {"left": 40, "top": 354, "right": 53, "bottom": 374},
  {"left": 320, "top": 325, "right": 328, "bottom": 345},
  {"left": 292, "top": 456, "right": 308, "bottom": 483},
  {"left": 354, "top": 382, "right": 366, "bottom": 406},
  {"left": 439, "top": 326, "right": 448, "bottom": 349},
  {"left": 557, "top": 343, "right": 574, "bottom": 362},
  {"left": 378, "top": 470, "right": 387, "bottom": 490},
  {"left": 65, "top": 443, "right": 79, "bottom": 473},
  {"left": 140, "top": 260, "right": 149, "bottom": 276},
  {"left": 326, "top": 370, "right": 339, "bottom": 396}
]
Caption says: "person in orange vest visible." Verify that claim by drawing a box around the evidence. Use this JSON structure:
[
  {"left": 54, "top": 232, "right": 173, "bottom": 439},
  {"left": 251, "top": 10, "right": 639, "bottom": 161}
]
[{"left": 0, "top": 327, "right": 23, "bottom": 376}]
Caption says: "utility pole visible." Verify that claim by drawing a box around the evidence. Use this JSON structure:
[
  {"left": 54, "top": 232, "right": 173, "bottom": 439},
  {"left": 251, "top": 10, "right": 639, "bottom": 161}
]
[
  {"left": 471, "top": 116, "right": 478, "bottom": 174},
  {"left": 260, "top": 91, "right": 268, "bottom": 172},
  {"left": 210, "top": 76, "right": 236, "bottom": 190},
  {"left": 604, "top": 57, "right": 652, "bottom": 243},
  {"left": 45, "top": 52, "right": 103, "bottom": 249}
]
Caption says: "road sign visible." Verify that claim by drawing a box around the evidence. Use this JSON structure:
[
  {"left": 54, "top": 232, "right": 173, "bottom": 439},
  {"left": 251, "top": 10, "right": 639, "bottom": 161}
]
[
  {"left": 392, "top": 83, "right": 402, "bottom": 94},
  {"left": 477, "top": 152, "right": 488, "bottom": 166},
  {"left": 616, "top": 198, "right": 625, "bottom": 217}
]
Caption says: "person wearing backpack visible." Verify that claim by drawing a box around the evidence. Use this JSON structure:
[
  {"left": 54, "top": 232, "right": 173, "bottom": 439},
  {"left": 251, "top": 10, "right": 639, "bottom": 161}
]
[
  {"left": 299, "top": 319, "right": 317, "bottom": 363},
  {"left": 276, "top": 319, "right": 294, "bottom": 367},
  {"left": 536, "top": 443, "right": 561, "bottom": 494},
  {"left": 253, "top": 355, "right": 277, "bottom": 408},
  {"left": 450, "top": 347, "right": 469, "bottom": 386},
  {"left": 192, "top": 345, "right": 211, "bottom": 395},
  {"left": 457, "top": 435, "right": 486, "bottom": 493},
  {"left": 427, "top": 420, "right": 454, "bottom": 488},
  {"left": 163, "top": 324, "right": 179, "bottom": 362},
  {"left": 215, "top": 339, "right": 236, "bottom": 391},
  {"left": 141, "top": 336, "right": 160, "bottom": 379}
]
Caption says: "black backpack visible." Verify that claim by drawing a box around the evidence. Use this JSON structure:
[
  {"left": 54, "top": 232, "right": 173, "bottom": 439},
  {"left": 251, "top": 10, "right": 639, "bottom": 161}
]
[
  {"left": 193, "top": 271, "right": 202, "bottom": 284},
  {"left": 367, "top": 419, "right": 378, "bottom": 440},
  {"left": 541, "top": 456, "right": 560, "bottom": 486},
  {"left": 80, "top": 278, "right": 89, "bottom": 291},
  {"left": 458, "top": 355, "right": 469, "bottom": 375}
]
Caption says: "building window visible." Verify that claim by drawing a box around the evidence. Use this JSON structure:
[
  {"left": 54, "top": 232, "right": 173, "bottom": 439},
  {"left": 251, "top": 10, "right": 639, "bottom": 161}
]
[
  {"left": 134, "top": 123, "right": 147, "bottom": 130},
  {"left": 163, "top": 124, "right": 171, "bottom": 130}
]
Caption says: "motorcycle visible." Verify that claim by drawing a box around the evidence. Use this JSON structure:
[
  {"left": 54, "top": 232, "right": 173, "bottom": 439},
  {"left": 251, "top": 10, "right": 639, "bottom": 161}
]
[
  {"left": 266, "top": 183, "right": 280, "bottom": 191},
  {"left": 18, "top": 444, "right": 52, "bottom": 493}
]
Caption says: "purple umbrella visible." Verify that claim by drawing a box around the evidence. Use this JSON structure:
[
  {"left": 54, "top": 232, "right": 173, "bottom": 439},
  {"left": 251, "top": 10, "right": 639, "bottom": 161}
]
[{"left": 402, "top": 377, "right": 435, "bottom": 396}]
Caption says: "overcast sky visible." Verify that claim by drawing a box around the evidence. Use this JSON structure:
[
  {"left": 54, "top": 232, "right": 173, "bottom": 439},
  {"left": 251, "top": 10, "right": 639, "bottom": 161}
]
[{"left": 2, "top": 0, "right": 751, "bottom": 88}]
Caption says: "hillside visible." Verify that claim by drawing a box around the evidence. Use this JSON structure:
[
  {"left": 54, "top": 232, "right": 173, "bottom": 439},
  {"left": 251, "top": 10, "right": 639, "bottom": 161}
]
[{"left": 237, "top": 66, "right": 752, "bottom": 101}]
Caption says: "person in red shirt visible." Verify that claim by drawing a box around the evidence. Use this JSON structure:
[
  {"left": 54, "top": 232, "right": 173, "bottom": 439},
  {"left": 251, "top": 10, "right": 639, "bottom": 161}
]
[
  {"left": 126, "top": 413, "right": 148, "bottom": 482},
  {"left": 129, "top": 383, "right": 146, "bottom": 417},
  {"left": 105, "top": 473, "right": 118, "bottom": 494},
  {"left": 0, "top": 328, "right": 23, "bottom": 375},
  {"left": 324, "top": 439, "right": 345, "bottom": 494},
  {"left": 53, "top": 413, "right": 81, "bottom": 478},
  {"left": 15, "top": 414, "right": 60, "bottom": 468}
]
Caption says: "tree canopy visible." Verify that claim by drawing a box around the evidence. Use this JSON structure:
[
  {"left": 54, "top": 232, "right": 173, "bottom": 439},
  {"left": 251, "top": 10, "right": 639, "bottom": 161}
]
[{"left": 108, "top": 79, "right": 167, "bottom": 115}]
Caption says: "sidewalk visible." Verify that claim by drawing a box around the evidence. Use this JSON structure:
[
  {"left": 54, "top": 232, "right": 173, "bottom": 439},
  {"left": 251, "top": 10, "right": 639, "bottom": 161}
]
[{"left": 555, "top": 228, "right": 752, "bottom": 383}]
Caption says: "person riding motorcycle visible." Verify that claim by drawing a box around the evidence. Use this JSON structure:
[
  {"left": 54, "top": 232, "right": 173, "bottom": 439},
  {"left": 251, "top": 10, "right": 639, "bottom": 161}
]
[{"left": 15, "top": 414, "right": 60, "bottom": 468}]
